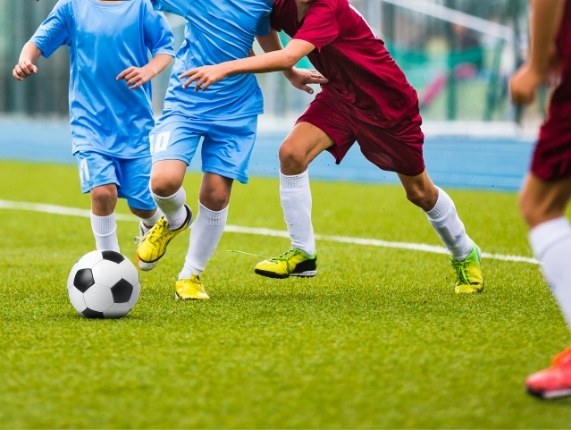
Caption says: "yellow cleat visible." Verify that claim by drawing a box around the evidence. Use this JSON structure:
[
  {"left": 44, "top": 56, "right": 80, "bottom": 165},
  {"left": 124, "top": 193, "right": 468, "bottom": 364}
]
[
  {"left": 451, "top": 244, "right": 484, "bottom": 294},
  {"left": 175, "top": 275, "right": 210, "bottom": 300},
  {"left": 135, "top": 205, "right": 192, "bottom": 271},
  {"left": 255, "top": 248, "right": 317, "bottom": 279}
]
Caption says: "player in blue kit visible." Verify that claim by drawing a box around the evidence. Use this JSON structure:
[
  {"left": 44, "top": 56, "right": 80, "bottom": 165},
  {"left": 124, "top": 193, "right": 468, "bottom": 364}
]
[
  {"left": 135, "top": 0, "right": 325, "bottom": 300},
  {"left": 13, "top": 0, "right": 174, "bottom": 255}
]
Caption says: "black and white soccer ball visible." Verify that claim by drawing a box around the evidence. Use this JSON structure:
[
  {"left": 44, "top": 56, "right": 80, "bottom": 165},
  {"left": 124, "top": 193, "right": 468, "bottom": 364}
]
[{"left": 67, "top": 250, "right": 141, "bottom": 319}]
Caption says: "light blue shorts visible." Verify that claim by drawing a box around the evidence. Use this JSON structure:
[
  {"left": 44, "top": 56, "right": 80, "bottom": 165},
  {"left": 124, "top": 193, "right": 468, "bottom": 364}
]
[
  {"left": 150, "top": 111, "right": 258, "bottom": 184},
  {"left": 75, "top": 151, "right": 155, "bottom": 211}
]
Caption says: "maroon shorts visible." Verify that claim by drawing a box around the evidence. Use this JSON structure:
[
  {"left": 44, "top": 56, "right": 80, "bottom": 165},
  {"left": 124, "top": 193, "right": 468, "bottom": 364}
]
[
  {"left": 532, "top": 84, "right": 571, "bottom": 181},
  {"left": 296, "top": 90, "right": 425, "bottom": 176}
]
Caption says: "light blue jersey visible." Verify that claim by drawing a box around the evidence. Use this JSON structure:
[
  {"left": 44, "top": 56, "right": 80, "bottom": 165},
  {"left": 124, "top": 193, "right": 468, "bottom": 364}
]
[
  {"left": 31, "top": 0, "right": 174, "bottom": 159},
  {"left": 150, "top": 0, "right": 272, "bottom": 119}
]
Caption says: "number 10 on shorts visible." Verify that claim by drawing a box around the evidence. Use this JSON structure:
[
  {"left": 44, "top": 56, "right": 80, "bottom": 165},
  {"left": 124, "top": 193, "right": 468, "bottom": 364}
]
[{"left": 150, "top": 131, "right": 171, "bottom": 154}]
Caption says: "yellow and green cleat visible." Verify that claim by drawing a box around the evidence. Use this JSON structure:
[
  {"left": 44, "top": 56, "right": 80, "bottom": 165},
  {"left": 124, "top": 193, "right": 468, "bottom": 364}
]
[
  {"left": 255, "top": 248, "right": 317, "bottom": 279},
  {"left": 451, "top": 244, "right": 484, "bottom": 294}
]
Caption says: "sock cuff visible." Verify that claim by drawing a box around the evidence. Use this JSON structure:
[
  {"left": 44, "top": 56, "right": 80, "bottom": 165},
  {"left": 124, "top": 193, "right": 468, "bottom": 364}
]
[
  {"left": 280, "top": 170, "right": 309, "bottom": 190},
  {"left": 197, "top": 202, "right": 228, "bottom": 225},
  {"left": 529, "top": 217, "right": 571, "bottom": 259},
  {"left": 90, "top": 212, "right": 117, "bottom": 236},
  {"left": 140, "top": 209, "right": 162, "bottom": 227},
  {"left": 425, "top": 187, "right": 454, "bottom": 221},
  {"left": 90, "top": 212, "right": 115, "bottom": 224},
  {"left": 152, "top": 188, "right": 185, "bottom": 205}
]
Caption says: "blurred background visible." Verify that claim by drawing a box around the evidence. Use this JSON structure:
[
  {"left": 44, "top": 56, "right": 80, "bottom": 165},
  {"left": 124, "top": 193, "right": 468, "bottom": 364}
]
[
  {"left": 0, "top": 0, "right": 535, "bottom": 122},
  {"left": 0, "top": 0, "right": 544, "bottom": 190}
]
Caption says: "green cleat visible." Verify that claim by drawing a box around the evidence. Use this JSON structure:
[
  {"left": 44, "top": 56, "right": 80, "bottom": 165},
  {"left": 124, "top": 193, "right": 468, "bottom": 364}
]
[
  {"left": 255, "top": 248, "right": 317, "bottom": 279},
  {"left": 451, "top": 244, "right": 484, "bottom": 294},
  {"left": 135, "top": 205, "right": 192, "bottom": 271},
  {"left": 175, "top": 275, "right": 210, "bottom": 300}
]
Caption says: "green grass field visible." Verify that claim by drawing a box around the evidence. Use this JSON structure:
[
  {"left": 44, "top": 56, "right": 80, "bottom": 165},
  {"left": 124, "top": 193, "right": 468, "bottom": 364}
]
[{"left": 1, "top": 160, "right": 570, "bottom": 429}]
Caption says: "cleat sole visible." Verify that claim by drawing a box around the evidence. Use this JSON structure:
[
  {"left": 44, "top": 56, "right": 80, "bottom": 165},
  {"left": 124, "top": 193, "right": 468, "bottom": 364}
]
[{"left": 255, "top": 268, "right": 290, "bottom": 279}]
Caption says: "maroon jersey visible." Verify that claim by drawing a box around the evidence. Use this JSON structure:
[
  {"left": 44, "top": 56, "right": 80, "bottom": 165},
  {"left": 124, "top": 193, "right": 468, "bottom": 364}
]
[
  {"left": 270, "top": 0, "right": 419, "bottom": 127},
  {"left": 533, "top": 0, "right": 571, "bottom": 180}
]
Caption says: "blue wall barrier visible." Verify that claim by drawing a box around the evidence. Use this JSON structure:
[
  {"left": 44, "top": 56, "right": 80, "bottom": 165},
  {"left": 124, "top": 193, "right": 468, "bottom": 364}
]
[{"left": 0, "top": 117, "right": 534, "bottom": 192}]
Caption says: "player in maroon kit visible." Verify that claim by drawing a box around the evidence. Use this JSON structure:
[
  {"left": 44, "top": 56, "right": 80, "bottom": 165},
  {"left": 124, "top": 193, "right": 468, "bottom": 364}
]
[
  {"left": 181, "top": 0, "right": 483, "bottom": 294},
  {"left": 510, "top": 0, "right": 571, "bottom": 399}
]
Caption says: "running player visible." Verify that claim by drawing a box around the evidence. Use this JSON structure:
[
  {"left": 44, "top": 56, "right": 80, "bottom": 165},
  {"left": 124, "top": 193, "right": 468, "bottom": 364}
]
[
  {"left": 177, "top": 0, "right": 484, "bottom": 294},
  {"left": 135, "top": 0, "right": 326, "bottom": 300},
  {"left": 510, "top": 0, "right": 571, "bottom": 399},
  {"left": 13, "top": 0, "right": 174, "bottom": 254}
]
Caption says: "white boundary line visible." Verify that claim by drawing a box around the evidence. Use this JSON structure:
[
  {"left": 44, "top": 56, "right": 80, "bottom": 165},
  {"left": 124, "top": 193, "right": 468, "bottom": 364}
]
[{"left": 0, "top": 199, "right": 538, "bottom": 265}]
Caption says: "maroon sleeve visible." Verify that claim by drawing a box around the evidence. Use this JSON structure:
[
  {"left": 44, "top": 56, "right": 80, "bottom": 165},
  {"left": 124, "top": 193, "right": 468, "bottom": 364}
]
[
  {"left": 269, "top": 0, "right": 287, "bottom": 32},
  {"left": 292, "top": 0, "right": 338, "bottom": 50}
]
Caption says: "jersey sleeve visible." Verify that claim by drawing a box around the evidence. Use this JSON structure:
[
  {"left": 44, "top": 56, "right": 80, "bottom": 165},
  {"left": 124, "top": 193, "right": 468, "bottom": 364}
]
[
  {"left": 255, "top": 12, "right": 271, "bottom": 37},
  {"left": 29, "top": 0, "right": 72, "bottom": 58},
  {"left": 148, "top": 0, "right": 190, "bottom": 18},
  {"left": 144, "top": 8, "right": 175, "bottom": 57},
  {"left": 293, "top": 0, "right": 338, "bottom": 51}
]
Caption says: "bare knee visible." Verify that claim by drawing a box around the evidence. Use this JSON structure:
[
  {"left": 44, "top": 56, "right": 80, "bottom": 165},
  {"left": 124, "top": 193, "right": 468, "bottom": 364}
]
[
  {"left": 519, "top": 192, "right": 545, "bottom": 228},
  {"left": 405, "top": 186, "right": 439, "bottom": 211},
  {"left": 150, "top": 178, "right": 178, "bottom": 196},
  {"left": 150, "top": 170, "right": 183, "bottom": 197},
  {"left": 398, "top": 172, "right": 439, "bottom": 211},
  {"left": 199, "top": 174, "right": 233, "bottom": 211},
  {"left": 519, "top": 181, "right": 569, "bottom": 228},
  {"left": 90, "top": 185, "right": 118, "bottom": 214},
  {"left": 279, "top": 140, "right": 309, "bottom": 174},
  {"left": 149, "top": 160, "right": 187, "bottom": 197},
  {"left": 199, "top": 191, "right": 230, "bottom": 211}
]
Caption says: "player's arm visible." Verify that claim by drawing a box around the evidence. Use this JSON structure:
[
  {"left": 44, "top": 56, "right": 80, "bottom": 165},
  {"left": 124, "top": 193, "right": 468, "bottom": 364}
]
[
  {"left": 510, "top": 0, "right": 566, "bottom": 105},
  {"left": 117, "top": 53, "right": 174, "bottom": 90},
  {"left": 255, "top": 30, "right": 327, "bottom": 94},
  {"left": 180, "top": 37, "right": 317, "bottom": 91},
  {"left": 256, "top": 29, "right": 284, "bottom": 53},
  {"left": 13, "top": 42, "right": 42, "bottom": 81}
]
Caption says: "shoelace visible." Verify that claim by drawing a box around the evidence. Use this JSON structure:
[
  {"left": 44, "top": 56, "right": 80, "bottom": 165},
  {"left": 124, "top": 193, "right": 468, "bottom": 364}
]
[
  {"left": 145, "top": 218, "right": 168, "bottom": 243},
  {"left": 180, "top": 277, "right": 200, "bottom": 286},
  {"left": 451, "top": 258, "right": 470, "bottom": 284},
  {"left": 226, "top": 249, "right": 264, "bottom": 257},
  {"left": 225, "top": 249, "right": 300, "bottom": 265},
  {"left": 270, "top": 249, "right": 299, "bottom": 262},
  {"left": 267, "top": 249, "right": 302, "bottom": 272}
]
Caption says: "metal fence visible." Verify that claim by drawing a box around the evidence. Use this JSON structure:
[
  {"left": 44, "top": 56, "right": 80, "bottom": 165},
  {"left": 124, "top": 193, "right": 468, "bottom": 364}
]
[
  {"left": 0, "top": 0, "right": 68, "bottom": 115},
  {"left": 0, "top": 0, "right": 527, "bottom": 121}
]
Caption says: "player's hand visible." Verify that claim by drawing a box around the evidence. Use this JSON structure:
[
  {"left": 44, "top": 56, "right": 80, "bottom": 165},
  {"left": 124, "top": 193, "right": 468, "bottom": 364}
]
[
  {"left": 12, "top": 60, "right": 38, "bottom": 81},
  {"left": 509, "top": 63, "right": 545, "bottom": 106},
  {"left": 179, "top": 65, "right": 229, "bottom": 92},
  {"left": 283, "top": 68, "right": 327, "bottom": 94},
  {"left": 117, "top": 66, "right": 154, "bottom": 89}
]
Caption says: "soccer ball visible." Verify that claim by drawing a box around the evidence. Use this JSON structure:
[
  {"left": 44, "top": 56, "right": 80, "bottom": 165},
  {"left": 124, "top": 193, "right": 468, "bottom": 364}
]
[{"left": 67, "top": 250, "right": 141, "bottom": 319}]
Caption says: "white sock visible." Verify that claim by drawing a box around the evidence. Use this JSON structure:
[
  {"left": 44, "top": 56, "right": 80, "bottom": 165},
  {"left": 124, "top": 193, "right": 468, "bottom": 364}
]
[
  {"left": 425, "top": 187, "right": 473, "bottom": 260},
  {"left": 179, "top": 203, "right": 228, "bottom": 279},
  {"left": 280, "top": 170, "right": 315, "bottom": 255},
  {"left": 529, "top": 217, "right": 571, "bottom": 327},
  {"left": 152, "top": 188, "right": 187, "bottom": 230},
  {"left": 139, "top": 208, "right": 163, "bottom": 235},
  {"left": 90, "top": 212, "right": 120, "bottom": 252}
]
